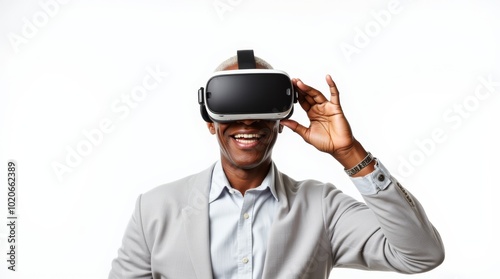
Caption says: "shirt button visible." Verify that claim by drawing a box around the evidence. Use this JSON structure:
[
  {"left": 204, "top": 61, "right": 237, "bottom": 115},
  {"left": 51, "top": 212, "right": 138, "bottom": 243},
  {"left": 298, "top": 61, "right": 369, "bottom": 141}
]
[
  {"left": 243, "top": 213, "right": 250, "bottom": 219},
  {"left": 377, "top": 174, "right": 385, "bottom": 182},
  {"left": 242, "top": 257, "right": 249, "bottom": 264}
]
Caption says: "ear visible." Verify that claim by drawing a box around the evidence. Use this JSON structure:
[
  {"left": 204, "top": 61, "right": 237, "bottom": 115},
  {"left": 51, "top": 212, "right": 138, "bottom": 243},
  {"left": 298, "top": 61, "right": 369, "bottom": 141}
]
[
  {"left": 207, "top": 122, "right": 216, "bottom": 135},
  {"left": 279, "top": 124, "right": 284, "bottom": 133}
]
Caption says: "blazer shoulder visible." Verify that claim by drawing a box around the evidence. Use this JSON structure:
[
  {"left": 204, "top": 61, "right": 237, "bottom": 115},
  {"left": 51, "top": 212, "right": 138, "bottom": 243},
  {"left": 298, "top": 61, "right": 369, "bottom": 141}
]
[
  {"left": 140, "top": 164, "right": 215, "bottom": 209},
  {"left": 278, "top": 170, "right": 338, "bottom": 196}
]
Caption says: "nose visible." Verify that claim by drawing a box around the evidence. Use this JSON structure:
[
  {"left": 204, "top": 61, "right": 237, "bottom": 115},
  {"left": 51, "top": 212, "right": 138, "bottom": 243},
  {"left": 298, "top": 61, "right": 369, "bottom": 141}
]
[{"left": 237, "top": 119, "right": 260, "bottom": 126}]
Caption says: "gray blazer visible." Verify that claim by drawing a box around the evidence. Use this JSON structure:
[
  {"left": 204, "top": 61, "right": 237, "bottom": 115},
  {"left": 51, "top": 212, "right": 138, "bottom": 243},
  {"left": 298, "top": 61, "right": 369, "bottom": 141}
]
[{"left": 109, "top": 163, "right": 444, "bottom": 278}]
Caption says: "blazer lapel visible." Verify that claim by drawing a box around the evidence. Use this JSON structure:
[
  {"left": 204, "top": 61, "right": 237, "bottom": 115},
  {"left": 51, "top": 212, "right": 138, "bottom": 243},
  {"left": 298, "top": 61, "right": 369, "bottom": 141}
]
[{"left": 181, "top": 165, "right": 215, "bottom": 279}]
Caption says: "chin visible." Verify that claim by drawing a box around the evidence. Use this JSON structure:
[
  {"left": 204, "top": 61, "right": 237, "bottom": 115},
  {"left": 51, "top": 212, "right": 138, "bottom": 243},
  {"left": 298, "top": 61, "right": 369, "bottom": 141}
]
[{"left": 227, "top": 156, "right": 271, "bottom": 170}]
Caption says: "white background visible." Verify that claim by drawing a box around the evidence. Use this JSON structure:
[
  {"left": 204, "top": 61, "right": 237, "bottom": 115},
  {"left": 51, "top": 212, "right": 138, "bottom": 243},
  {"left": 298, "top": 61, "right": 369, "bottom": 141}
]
[{"left": 1, "top": 0, "right": 499, "bottom": 278}]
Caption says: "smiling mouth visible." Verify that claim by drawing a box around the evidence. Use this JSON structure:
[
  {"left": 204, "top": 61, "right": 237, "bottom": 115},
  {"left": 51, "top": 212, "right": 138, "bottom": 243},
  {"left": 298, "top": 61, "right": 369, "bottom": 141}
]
[{"left": 232, "top": 133, "right": 263, "bottom": 144}]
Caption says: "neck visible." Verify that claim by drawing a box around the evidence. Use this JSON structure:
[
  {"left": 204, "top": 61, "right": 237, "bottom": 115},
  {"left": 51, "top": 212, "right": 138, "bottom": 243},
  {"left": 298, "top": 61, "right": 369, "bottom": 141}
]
[{"left": 221, "top": 160, "right": 272, "bottom": 195}]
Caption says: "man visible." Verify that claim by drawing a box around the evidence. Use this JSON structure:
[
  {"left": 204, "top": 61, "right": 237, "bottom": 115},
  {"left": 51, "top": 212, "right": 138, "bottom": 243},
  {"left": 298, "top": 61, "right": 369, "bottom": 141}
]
[{"left": 109, "top": 52, "right": 445, "bottom": 278}]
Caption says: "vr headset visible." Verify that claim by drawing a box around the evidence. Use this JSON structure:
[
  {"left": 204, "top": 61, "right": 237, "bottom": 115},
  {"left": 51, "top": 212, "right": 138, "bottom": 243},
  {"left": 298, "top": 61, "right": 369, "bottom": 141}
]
[{"left": 198, "top": 50, "right": 298, "bottom": 123}]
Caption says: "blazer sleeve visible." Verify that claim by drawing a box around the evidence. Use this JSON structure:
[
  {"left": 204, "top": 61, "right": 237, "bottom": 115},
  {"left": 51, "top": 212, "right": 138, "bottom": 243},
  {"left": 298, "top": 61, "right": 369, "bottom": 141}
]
[
  {"left": 324, "top": 173, "right": 445, "bottom": 273},
  {"left": 109, "top": 195, "right": 153, "bottom": 279}
]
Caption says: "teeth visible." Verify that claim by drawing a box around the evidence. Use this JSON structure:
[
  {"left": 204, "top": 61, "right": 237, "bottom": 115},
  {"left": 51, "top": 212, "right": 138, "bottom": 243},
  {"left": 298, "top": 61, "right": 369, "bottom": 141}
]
[{"left": 234, "top": 134, "right": 261, "bottom": 139}]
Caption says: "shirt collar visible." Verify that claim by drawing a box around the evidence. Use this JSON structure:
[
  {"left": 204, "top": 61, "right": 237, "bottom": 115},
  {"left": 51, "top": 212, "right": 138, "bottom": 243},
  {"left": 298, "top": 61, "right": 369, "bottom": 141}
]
[{"left": 209, "top": 161, "right": 279, "bottom": 203}]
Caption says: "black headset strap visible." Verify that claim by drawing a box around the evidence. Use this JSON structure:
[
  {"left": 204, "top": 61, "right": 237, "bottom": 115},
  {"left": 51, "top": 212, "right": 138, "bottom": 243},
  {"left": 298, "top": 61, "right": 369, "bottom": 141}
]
[{"left": 237, "top": 50, "right": 256, "bottom": 69}]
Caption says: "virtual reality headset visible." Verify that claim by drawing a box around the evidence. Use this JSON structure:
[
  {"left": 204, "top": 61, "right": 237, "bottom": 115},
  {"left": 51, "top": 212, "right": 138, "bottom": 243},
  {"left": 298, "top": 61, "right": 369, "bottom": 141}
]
[{"left": 198, "top": 50, "right": 298, "bottom": 123}]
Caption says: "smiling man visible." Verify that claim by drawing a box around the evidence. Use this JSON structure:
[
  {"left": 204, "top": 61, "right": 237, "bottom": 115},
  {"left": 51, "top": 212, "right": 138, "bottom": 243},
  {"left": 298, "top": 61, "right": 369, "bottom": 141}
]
[{"left": 109, "top": 51, "right": 445, "bottom": 279}]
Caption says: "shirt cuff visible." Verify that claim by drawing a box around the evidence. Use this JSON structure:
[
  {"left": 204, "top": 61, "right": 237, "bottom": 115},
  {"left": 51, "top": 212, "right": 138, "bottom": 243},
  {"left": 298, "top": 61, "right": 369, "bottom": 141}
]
[{"left": 349, "top": 159, "right": 392, "bottom": 195}]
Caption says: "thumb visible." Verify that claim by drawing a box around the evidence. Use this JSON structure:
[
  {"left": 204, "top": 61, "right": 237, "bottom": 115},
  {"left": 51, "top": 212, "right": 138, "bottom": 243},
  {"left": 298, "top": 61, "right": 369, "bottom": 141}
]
[{"left": 280, "top": 119, "right": 309, "bottom": 141}]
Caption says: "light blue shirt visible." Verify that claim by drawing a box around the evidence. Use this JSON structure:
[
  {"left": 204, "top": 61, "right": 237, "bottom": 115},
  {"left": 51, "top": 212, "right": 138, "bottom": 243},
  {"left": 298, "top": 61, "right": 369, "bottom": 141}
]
[
  {"left": 208, "top": 159, "right": 391, "bottom": 278},
  {"left": 209, "top": 161, "right": 278, "bottom": 279}
]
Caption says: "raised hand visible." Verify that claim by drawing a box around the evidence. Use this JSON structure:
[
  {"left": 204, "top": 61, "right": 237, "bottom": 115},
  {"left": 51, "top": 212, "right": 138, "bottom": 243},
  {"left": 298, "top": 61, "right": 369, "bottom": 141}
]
[
  {"left": 280, "top": 75, "right": 374, "bottom": 175},
  {"left": 280, "top": 75, "right": 355, "bottom": 155}
]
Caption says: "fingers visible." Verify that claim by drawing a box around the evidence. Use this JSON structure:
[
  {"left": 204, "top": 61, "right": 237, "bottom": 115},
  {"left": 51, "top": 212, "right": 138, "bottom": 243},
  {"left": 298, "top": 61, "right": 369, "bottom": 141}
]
[
  {"left": 293, "top": 78, "right": 328, "bottom": 107},
  {"left": 291, "top": 78, "right": 311, "bottom": 112},
  {"left": 326, "top": 74, "right": 340, "bottom": 105},
  {"left": 296, "top": 88, "right": 312, "bottom": 112}
]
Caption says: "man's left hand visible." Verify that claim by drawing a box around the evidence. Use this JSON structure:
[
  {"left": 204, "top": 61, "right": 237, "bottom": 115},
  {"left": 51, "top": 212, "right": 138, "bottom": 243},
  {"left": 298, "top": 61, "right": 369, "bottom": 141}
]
[{"left": 281, "top": 75, "right": 374, "bottom": 175}]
